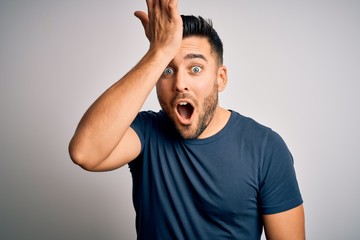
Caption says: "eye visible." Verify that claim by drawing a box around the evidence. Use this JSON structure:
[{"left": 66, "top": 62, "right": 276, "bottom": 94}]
[
  {"left": 191, "top": 66, "right": 202, "bottom": 74},
  {"left": 163, "top": 67, "right": 174, "bottom": 75}
]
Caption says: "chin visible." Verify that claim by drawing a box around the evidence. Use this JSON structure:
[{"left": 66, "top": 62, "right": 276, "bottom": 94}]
[
  {"left": 178, "top": 130, "right": 197, "bottom": 140},
  {"left": 176, "top": 122, "right": 206, "bottom": 140}
]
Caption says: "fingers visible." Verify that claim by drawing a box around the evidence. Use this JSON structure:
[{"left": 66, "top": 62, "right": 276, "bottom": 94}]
[
  {"left": 146, "top": 0, "right": 154, "bottom": 19},
  {"left": 168, "top": 0, "right": 179, "bottom": 19},
  {"left": 136, "top": 0, "right": 182, "bottom": 55},
  {"left": 147, "top": 0, "right": 178, "bottom": 19},
  {"left": 145, "top": 0, "right": 154, "bottom": 13}
]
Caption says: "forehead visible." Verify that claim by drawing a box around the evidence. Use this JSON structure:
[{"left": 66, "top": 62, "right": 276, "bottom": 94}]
[{"left": 173, "top": 36, "right": 215, "bottom": 63}]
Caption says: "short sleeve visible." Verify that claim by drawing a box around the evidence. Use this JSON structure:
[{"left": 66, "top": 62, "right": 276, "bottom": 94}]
[
  {"left": 128, "top": 111, "right": 154, "bottom": 171},
  {"left": 259, "top": 130, "right": 303, "bottom": 215},
  {"left": 129, "top": 111, "right": 163, "bottom": 172},
  {"left": 130, "top": 111, "right": 149, "bottom": 149}
]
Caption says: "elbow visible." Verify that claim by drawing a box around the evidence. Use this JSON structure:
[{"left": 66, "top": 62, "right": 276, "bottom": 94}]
[{"left": 68, "top": 139, "right": 98, "bottom": 171}]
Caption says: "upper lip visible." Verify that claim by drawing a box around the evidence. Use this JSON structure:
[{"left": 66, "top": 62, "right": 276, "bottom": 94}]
[{"left": 174, "top": 99, "right": 194, "bottom": 108}]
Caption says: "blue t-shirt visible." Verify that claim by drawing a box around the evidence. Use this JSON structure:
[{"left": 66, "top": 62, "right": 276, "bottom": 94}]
[{"left": 129, "top": 110, "right": 302, "bottom": 240}]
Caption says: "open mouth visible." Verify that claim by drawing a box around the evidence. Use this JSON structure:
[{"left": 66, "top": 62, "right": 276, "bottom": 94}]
[{"left": 176, "top": 101, "right": 194, "bottom": 124}]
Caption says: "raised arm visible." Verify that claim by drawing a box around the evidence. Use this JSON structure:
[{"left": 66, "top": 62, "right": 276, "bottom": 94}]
[{"left": 68, "top": 0, "right": 183, "bottom": 171}]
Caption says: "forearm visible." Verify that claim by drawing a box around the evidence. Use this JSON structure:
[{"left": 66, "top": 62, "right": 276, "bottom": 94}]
[{"left": 69, "top": 49, "right": 171, "bottom": 168}]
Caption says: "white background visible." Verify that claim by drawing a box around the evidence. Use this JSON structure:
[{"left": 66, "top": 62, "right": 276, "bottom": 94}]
[{"left": 1, "top": 1, "right": 359, "bottom": 239}]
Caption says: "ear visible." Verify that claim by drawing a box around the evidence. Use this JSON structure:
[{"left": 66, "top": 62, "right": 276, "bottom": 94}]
[{"left": 217, "top": 65, "right": 228, "bottom": 92}]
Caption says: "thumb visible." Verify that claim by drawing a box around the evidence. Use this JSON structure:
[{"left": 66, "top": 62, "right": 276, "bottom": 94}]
[{"left": 134, "top": 11, "right": 150, "bottom": 40}]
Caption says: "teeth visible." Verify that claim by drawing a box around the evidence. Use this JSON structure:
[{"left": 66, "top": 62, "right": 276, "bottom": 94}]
[{"left": 179, "top": 102, "right": 188, "bottom": 106}]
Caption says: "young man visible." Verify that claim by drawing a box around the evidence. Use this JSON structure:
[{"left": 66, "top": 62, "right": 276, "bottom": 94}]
[{"left": 69, "top": 0, "right": 305, "bottom": 239}]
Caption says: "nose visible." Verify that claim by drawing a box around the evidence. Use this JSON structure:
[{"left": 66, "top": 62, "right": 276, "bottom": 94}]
[{"left": 174, "top": 70, "right": 189, "bottom": 92}]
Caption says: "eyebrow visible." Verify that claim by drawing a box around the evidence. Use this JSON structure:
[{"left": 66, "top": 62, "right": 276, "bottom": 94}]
[{"left": 184, "top": 53, "right": 208, "bottom": 62}]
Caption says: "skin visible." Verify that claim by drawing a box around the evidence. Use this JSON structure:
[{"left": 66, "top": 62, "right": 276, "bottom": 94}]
[
  {"left": 263, "top": 205, "right": 305, "bottom": 240},
  {"left": 156, "top": 36, "right": 229, "bottom": 139},
  {"left": 68, "top": 0, "right": 305, "bottom": 238}
]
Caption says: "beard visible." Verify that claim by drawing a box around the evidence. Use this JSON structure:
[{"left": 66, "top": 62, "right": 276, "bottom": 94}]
[{"left": 157, "top": 84, "right": 219, "bottom": 140}]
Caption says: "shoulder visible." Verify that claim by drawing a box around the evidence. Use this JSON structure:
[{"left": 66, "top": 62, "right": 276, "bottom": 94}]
[
  {"left": 131, "top": 110, "right": 177, "bottom": 141},
  {"left": 228, "top": 110, "right": 272, "bottom": 142},
  {"left": 134, "top": 110, "right": 163, "bottom": 121},
  {"left": 227, "top": 111, "right": 292, "bottom": 161},
  {"left": 131, "top": 110, "right": 167, "bottom": 129},
  {"left": 229, "top": 110, "right": 269, "bottom": 131}
]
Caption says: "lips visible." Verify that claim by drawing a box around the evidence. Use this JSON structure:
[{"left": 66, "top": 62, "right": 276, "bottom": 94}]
[{"left": 175, "top": 101, "right": 194, "bottom": 125}]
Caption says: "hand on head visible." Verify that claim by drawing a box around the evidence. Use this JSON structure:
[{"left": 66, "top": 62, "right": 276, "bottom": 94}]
[{"left": 134, "top": 0, "right": 183, "bottom": 56}]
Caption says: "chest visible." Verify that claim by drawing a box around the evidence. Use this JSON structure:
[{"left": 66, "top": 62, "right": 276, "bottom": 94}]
[{"left": 142, "top": 139, "right": 262, "bottom": 220}]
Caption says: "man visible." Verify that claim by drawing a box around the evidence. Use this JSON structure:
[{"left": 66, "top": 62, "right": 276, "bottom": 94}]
[{"left": 69, "top": 0, "right": 305, "bottom": 239}]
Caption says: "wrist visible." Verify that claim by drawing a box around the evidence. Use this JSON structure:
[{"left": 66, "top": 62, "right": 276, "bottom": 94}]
[{"left": 146, "top": 46, "right": 177, "bottom": 65}]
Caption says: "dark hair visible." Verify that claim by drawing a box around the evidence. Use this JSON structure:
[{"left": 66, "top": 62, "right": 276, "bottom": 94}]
[{"left": 181, "top": 15, "right": 223, "bottom": 65}]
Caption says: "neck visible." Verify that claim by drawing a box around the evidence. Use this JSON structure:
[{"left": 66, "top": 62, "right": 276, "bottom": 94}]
[{"left": 197, "top": 107, "right": 231, "bottom": 139}]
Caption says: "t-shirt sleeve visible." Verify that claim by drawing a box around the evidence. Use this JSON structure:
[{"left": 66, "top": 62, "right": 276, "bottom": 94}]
[
  {"left": 130, "top": 111, "right": 148, "bottom": 149},
  {"left": 128, "top": 111, "right": 156, "bottom": 171},
  {"left": 259, "top": 130, "right": 303, "bottom": 215}
]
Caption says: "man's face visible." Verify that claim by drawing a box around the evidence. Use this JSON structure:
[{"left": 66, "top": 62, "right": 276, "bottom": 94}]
[{"left": 156, "top": 36, "right": 227, "bottom": 139}]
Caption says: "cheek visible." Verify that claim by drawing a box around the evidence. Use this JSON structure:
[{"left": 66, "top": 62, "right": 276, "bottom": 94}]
[
  {"left": 194, "top": 75, "right": 218, "bottom": 95},
  {"left": 157, "top": 77, "right": 173, "bottom": 89},
  {"left": 156, "top": 81, "right": 172, "bottom": 100}
]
